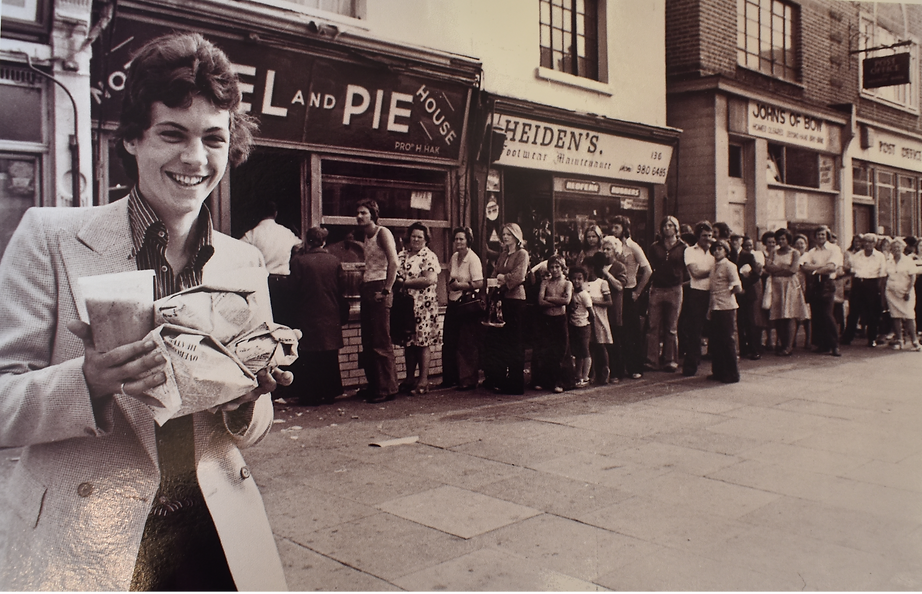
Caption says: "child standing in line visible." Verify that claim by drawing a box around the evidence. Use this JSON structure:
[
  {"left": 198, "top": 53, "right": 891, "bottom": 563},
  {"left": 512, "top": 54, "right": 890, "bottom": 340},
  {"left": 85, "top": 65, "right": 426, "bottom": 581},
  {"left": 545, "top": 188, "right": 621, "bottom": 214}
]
[
  {"left": 568, "top": 266, "right": 594, "bottom": 388},
  {"left": 708, "top": 240, "right": 743, "bottom": 383},
  {"left": 586, "top": 252, "right": 614, "bottom": 385},
  {"left": 534, "top": 255, "right": 573, "bottom": 393}
]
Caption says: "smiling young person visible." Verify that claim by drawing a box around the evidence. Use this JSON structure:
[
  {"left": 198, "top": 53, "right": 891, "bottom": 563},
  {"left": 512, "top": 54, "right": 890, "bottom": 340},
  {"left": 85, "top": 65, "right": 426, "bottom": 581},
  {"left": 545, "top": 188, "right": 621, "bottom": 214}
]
[{"left": 0, "top": 33, "right": 288, "bottom": 591}]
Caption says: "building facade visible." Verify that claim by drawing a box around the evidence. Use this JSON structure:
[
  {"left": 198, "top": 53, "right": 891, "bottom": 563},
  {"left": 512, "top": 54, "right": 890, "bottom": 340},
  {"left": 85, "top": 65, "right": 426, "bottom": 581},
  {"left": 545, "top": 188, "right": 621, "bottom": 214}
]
[
  {"left": 370, "top": 0, "right": 678, "bottom": 260},
  {"left": 666, "top": 0, "right": 922, "bottom": 244},
  {"left": 0, "top": 0, "right": 95, "bottom": 259},
  {"left": 5, "top": 0, "right": 675, "bottom": 387}
]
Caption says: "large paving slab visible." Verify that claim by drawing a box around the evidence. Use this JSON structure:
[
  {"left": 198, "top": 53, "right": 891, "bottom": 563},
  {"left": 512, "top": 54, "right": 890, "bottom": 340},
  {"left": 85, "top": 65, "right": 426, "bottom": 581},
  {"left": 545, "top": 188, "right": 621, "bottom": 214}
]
[
  {"left": 696, "top": 522, "right": 922, "bottom": 590},
  {"left": 611, "top": 439, "right": 743, "bottom": 476},
  {"left": 736, "top": 495, "right": 921, "bottom": 556},
  {"left": 376, "top": 485, "right": 541, "bottom": 538},
  {"left": 735, "top": 440, "right": 872, "bottom": 476},
  {"left": 474, "top": 513, "right": 661, "bottom": 582},
  {"left": 296, "top": 512, "right": 479, "bottom": 582},
  {"left": 616, "top": 470, "right": 782, "bottom": 520},
  {"left": 476, "top": 469, "right": 634, "bottom": 518},
  {"left": 529, "top": 450, "right": 673, "bottom": 489},
  {"left": 276, "top": 537, "right": 400, "bottom": 591},
  {"left": 575, "top": 495, "right": 753, "bottom": 552},
  {"left": 393, "top": 547, "right": 608, "bottom": 591},
  {"left": 595, "top": 544, "right": 804, "bottom": 591},
  {"left": 261, "top": 485, "right": 379, "bottom": 538},
  {"left": 450, "top": 432, "right": 583, "bottom": 467},
  {"left": 708, "top": 458, "right": 922, "bottom": 522}
]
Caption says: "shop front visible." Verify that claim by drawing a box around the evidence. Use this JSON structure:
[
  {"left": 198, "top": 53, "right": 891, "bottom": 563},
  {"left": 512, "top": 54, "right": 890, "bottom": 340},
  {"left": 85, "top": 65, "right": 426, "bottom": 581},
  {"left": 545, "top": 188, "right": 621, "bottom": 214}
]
[
  {"left": 850, "top": 125, "right": 922, "bottom": 239},
  {"left": 90, "top": 7, "right": 480, "bottom": 386},
  {"left": 478, "top": 103, "right": 677, "bottom": 269},
  {"left": 727, "top": 97, "right": 844, "bottom": 243}
]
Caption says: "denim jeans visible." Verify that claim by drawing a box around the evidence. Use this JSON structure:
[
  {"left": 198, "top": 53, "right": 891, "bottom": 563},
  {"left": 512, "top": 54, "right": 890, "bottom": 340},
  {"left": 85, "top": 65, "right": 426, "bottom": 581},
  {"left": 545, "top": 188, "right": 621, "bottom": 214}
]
[{"left": 645, "top": 285, "right": 683, "bottom": 368}]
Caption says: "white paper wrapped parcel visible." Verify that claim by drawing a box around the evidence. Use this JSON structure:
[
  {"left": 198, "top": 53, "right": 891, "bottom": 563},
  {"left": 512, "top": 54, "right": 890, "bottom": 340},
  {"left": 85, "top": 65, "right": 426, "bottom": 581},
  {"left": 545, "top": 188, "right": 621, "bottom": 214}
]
[
  {"left": 142, "top": 324, "right": 259, "bottom": 425},
  {"left": 140, "top": 272, "right": 301, "bottom": 424}
]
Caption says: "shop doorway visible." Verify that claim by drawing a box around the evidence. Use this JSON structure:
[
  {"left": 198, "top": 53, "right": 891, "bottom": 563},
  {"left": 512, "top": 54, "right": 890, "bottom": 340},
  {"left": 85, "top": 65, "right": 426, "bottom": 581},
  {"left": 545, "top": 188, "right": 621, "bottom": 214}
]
[
  {"left": 230, "top": 149, "right": 303, "bottom": 240},
  {"left": 501, "top": 168, "right": 554, "bottom": 265}
]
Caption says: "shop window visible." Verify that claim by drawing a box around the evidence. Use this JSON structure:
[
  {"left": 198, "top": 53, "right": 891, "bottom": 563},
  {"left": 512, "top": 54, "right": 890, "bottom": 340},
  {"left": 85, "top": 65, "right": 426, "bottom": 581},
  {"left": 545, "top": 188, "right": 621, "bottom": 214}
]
[
  {"left": 0, "top": 69, "right": 43, "bottom": 143},
  {"left": 873, "top": 170, "right": 919, "bottom": 236},
  {"left": 766, "top": 143, "right": 819, "bottom": 188},
  {"left": 859, "top": 16, "right": 918, "bottom": 112},
  {"left": 1, "top": 67, "right": 45, "bottom": 256},
  {"left": 877, "top": 171, "right": 894, "bottom": 235},
  {"left": 898, "top": 175, "right": 917, "bottom": 236},
  {"left": 853, "top": 163, "right": 872, "bottom": 197},
  {"left": 729, "top": 144, "right": 743, "bottom": 178},
  {"left": 0, "top": 0, "right": 52, "bottom": 42},
  {"left": 539, "top": 0, "right": 601, "bottom": 81},
  {"left": 320, "top": 159, "right": 449, "bottom": 261},
  {"left": 0, "top": 154, "right": 41, "bottom": 259},
  {"left": 737, "top": 0, "right": 799, "bottom": 82},
  {"left": 247, "top": 0, "right": 364, "bottom": 18}
]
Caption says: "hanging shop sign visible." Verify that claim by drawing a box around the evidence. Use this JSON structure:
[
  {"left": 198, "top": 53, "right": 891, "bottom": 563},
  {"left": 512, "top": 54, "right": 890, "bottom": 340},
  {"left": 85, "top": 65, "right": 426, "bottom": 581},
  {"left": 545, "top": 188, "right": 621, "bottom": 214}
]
[
  {"left": 746, "top": 100, "right": 832, "bottom": 151},
  {"left": 91, "top": 17, "right": 471, "bottom": 162},
  {"left": 863, "top": 53, "right": 912, "bottom": 89},
  {"left": 854, "top": 126, "right": 922, "bottom": 173},
  {"left": 491, "top": 113, "right": 673, "bottom": 184}
]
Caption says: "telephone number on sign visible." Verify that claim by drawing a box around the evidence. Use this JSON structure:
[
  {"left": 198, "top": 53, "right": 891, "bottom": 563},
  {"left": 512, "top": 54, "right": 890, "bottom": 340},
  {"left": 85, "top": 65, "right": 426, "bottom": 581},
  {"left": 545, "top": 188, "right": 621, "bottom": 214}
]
[{"left": 636, "top": 165, "right": 668, "bottom": 177}]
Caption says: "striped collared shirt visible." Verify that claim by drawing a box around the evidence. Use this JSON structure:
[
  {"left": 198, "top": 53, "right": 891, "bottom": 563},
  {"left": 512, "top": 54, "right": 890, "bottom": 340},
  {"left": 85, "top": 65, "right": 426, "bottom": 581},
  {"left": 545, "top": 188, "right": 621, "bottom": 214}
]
[
  {"left": 127, "top": 186, "right": 215, "bottom": 299},
  {"left": 127, "top": 187, "right": 216, "bottom": 511}
]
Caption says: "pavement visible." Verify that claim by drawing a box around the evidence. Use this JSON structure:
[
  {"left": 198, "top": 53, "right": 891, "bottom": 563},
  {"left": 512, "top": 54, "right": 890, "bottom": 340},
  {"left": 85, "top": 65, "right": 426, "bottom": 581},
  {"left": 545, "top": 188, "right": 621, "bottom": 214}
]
[
  {"left": 2, "top": 344, "right": 920, "bottom": 591},
  {"left": 251, "top": 345, "right": 922, "bottom": 591}
]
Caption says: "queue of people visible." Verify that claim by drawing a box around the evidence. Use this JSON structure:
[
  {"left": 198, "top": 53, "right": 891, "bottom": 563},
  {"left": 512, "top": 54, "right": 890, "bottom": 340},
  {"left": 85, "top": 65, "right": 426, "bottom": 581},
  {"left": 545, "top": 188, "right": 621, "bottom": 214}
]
[{"left": 258, "top": 205, "right": 922, "bottom": 405}]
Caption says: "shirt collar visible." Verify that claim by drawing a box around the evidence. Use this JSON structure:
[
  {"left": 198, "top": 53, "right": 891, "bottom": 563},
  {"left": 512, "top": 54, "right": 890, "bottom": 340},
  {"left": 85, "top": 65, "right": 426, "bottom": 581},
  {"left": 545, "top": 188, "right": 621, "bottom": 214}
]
[{"left": 127, "top": 186, "right": 214, "bottom": 262}]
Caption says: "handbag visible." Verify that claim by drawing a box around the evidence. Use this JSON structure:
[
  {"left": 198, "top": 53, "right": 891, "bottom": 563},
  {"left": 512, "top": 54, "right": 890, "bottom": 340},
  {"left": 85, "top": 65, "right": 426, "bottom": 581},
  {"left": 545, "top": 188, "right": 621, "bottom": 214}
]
[
  {"left": 390, "top": 287, "right": 415, "bottom": 346},
  {"left": 455, "top": 289, "right": 486, "bottom": 318}
]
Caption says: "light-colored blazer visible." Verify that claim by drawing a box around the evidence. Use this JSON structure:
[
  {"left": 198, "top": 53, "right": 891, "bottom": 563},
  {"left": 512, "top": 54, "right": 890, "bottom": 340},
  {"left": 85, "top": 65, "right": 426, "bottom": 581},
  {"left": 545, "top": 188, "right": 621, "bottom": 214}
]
[{"left": 0, "top": 200, "right": 287, "bottom": 591}]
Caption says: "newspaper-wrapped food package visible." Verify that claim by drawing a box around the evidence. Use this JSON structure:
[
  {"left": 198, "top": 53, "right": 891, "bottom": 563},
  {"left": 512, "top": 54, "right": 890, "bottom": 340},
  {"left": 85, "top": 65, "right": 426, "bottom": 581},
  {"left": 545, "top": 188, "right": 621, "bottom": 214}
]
[
  {"left": 142, "top": 324, "right": 258, "bottom": 425},
  {"left": 155, "top": 281, "right": 261, "bottom": 344},
  {"left": 232, "top": 323, "right": 301, "bottom": 373},
  {"left": 135, "top": 269, "right": 301, "bottom": 424}
]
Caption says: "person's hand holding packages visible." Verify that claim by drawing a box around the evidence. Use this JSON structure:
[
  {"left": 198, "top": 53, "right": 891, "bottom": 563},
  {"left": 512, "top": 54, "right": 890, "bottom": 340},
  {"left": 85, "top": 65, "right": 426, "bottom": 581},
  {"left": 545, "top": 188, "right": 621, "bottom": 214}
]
[{"left": 72, "top": 270, "right": 168, "bottom": 409}]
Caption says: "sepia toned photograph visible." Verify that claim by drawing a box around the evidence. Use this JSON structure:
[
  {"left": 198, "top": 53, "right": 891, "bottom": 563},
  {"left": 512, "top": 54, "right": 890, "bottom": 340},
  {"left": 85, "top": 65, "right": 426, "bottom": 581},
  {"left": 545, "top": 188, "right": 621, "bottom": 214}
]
[{"left": 1, "top": 0, "right": 921, "bottom": 590}]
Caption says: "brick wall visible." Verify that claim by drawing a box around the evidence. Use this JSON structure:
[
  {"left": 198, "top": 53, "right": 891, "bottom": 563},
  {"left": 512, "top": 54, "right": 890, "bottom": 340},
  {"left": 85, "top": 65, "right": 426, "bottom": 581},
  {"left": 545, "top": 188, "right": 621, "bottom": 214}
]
[
  {"left": 338, "top": 309, "right": 445, "bottom": 388},
  {"left": 668, "top": 92, "right": 719, "bottom": 226},
  {"left": 665, "top": 0, "right": 922, "bottom": 136}
]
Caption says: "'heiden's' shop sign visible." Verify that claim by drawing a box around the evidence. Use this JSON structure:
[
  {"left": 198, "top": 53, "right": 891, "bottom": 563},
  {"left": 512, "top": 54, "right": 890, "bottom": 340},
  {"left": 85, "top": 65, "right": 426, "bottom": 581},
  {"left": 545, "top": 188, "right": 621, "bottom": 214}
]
[{"left": 491, "top": 113, "right": 673, "bottom": 184}]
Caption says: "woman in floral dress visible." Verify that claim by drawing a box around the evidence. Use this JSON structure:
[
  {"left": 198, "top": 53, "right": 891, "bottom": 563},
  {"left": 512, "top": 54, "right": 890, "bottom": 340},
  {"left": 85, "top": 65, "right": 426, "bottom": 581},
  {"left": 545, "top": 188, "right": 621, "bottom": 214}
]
[{"left": 396, "top": 222, "right": 442, "bottom": 394}]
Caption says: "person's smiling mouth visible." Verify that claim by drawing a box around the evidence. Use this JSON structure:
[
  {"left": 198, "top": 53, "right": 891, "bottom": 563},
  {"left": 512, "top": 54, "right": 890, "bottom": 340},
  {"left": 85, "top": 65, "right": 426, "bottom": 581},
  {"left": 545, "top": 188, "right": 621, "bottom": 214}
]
[{"left": 167, "top": 172, "right": 210, "bottom": 188}]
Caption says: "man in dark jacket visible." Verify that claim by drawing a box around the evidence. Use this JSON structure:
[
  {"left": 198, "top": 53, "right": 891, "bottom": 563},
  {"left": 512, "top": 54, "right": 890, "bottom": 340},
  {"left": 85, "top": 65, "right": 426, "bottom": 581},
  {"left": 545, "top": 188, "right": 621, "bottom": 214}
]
[
  {"left": 289, "top": 226, "right": 348, "bottom": 405},
  {"left": 736, "top": 236, "right": 763, "bottom": 360}
]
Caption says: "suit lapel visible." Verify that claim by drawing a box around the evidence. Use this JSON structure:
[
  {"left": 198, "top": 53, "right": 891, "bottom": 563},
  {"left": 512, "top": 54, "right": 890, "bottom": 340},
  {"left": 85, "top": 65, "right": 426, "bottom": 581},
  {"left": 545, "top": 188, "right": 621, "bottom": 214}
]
[{"left": 59, "top": 200, "right": 159, "bottom": 464}]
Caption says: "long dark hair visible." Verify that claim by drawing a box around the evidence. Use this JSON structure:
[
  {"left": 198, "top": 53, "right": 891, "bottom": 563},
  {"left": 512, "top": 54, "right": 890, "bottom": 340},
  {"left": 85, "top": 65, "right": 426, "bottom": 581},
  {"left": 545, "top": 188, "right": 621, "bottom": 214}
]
[{"left": 115, "top": 32, "right": 257, "bottom": 181}]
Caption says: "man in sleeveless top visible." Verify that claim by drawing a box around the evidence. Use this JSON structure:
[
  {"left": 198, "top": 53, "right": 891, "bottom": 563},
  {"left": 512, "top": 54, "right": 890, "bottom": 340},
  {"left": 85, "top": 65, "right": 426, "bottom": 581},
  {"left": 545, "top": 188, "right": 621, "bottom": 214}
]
[{"left": 356, "top": 200, "right": 399, "bottom": 402}]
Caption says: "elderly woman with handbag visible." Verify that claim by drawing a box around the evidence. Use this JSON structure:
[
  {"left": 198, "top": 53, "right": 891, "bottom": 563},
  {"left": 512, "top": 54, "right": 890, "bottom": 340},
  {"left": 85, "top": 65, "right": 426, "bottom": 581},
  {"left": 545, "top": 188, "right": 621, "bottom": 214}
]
[
  {"left": 394, "top": 222, "right": 441, "bottom": 395},
  {"left": 482, "top": 223, "right": 529, "bottom": 395},
  {"left": 441, "top": 227, "right": 484, "bottom": 391}
]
